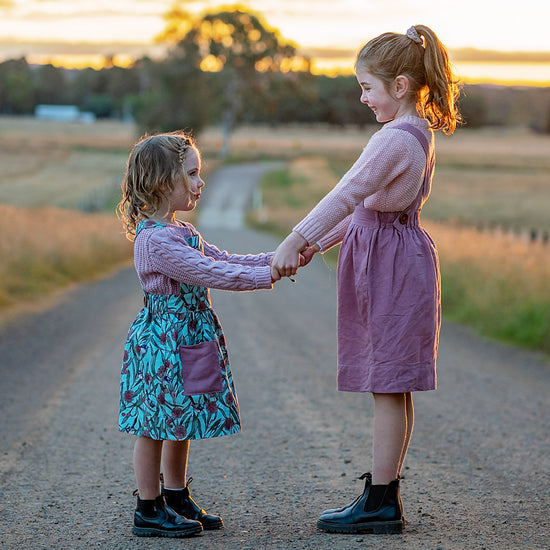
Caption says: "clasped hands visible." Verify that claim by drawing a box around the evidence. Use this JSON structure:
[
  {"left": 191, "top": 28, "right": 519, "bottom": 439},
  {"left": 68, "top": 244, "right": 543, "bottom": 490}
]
[{"left": 271, "top": 231, "right": 320, "bottom": 282}]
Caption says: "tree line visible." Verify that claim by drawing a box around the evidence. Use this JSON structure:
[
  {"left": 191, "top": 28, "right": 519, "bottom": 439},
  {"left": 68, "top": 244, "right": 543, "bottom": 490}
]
[{"left": 1, "top": 6, "right": 549, "bottom": 135}]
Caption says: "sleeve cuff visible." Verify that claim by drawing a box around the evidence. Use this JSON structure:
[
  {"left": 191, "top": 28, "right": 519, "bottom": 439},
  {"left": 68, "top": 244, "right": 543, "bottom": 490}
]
[
  {"left": 255, "top": 266, "right": 273, "bottom": 289},
  {"left": 293, "top": 217, "right": 325, "bottom": 245}
]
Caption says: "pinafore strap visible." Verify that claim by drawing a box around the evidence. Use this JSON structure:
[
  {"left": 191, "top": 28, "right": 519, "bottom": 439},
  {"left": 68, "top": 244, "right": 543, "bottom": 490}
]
[{"left": 390, "top": 122, "right": 435, "bottom": 230}]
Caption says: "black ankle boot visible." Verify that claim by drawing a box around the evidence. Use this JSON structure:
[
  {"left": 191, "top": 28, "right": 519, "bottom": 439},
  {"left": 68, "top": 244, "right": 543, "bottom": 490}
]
[
  {"left": 317, "top": 477, "right": 404, "bottom": 534},
  {"left": 320, "top": 472, "right": 372, "bottom": 517},
  {"left": 133, "top": 495, "right": 203, "bottom": 537},
  {"left": 162, "top": 478, "right": 223, "bottom": 530}
]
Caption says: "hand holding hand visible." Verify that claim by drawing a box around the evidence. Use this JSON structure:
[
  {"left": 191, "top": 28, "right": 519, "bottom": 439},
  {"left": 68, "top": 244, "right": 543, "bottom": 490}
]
[
  {"left": 300, "top": 244, "right": 320, "bottom": 267},
  {"left": 271, "top": 264, "right": 282, "bottom": 282},
  {"left": 271, "top": 231, "right": 308, "bottom": 279}
]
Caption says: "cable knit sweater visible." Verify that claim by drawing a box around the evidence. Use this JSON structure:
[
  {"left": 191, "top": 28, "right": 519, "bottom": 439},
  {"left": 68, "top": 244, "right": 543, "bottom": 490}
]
[
  {"left": 134, "top": 221, "right": 274, "bottom": 295},
  {"left": 294, "top": 116, "right": 434, "bottom": 252}
]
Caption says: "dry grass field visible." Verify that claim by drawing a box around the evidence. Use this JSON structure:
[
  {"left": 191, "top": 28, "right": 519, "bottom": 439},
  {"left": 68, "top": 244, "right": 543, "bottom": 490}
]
[
  {"left": 0, "top": 116, "right": 137, "bottom": 318},
  {"left": 1, "top": 116, "right": 549, "bottom": 351},
  {"left": 203, "top": 123, "right": 550, "bottom": 233},
  {"left": 3, "top": 116, "right": 548, "bottom": 229},
  {"left": 0, "top": 116, "right": 136, "bottom": 208},
  {"left": 426, "top": 220, "right": 550, "bottom": 350},
  {"left": 0, "top": 203, "right": 132, "bottom": 310}
]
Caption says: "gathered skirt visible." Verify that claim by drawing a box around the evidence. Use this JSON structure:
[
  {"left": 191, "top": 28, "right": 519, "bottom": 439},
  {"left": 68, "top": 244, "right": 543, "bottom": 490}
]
[
  {"left": 336, "top": 207, "right": 440, "bottom": 393},
  {"left": 119, "top": 288, "right": 241, "bottom": 441}
]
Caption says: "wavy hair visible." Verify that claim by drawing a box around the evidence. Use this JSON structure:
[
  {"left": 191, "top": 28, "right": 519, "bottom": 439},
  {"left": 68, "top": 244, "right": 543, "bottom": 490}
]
[
  {"left": 117, "top": 131, "right": 195, "bottom": 240},
  {"left": 356, "top": 25, "right": 462, "bottom": 134}
]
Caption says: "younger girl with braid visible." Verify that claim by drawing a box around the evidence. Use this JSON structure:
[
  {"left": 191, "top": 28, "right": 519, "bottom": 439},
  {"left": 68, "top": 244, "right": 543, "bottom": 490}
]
[
  {"left": 117, "top": 131, "right": 275, "bottom": 537},
  {"left": 272, "top": 25, "right": 461, "bottom": 534}
]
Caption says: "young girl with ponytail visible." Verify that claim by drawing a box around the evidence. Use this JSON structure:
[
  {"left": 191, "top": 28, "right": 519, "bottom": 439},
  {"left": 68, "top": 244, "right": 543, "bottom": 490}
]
[{"left": 271, "top": 25, "right": 462, "bottom": 534}]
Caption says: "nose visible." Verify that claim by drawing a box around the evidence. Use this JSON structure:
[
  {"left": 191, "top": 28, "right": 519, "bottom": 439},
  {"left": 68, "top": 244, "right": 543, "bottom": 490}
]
[{"left": 360, "top": 92, "right": 368, "bottom": 104}]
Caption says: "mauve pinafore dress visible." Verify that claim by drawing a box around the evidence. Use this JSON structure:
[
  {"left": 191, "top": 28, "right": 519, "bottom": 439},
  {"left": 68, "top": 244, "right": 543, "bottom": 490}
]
[{"left": 336, "top": 123, "right": 440, "bottom": 393}]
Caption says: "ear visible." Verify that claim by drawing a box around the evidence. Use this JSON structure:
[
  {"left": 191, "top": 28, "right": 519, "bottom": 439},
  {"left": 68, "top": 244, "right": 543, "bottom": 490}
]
[{"left": 393, "top": 75, "right": 410, "bottom": 98}]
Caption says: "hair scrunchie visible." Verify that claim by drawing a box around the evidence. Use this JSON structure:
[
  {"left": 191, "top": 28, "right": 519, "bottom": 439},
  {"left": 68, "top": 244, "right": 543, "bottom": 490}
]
[{"left": 406, "top": 26, "right": 423, "bottom": 45}]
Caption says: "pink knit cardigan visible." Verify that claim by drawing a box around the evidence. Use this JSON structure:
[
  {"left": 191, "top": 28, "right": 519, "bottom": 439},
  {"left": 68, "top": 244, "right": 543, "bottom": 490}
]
[
  {"left": 294, "top": 116, "right": 434, "bottom": 251},
  {"left": 134, "top": 222, "right": 273, "bottom": 295}
]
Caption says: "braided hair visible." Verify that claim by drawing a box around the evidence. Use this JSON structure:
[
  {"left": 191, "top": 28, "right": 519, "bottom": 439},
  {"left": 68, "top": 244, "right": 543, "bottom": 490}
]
[{"left": 117, "top": 131, "right": 194, "bottom": 239}]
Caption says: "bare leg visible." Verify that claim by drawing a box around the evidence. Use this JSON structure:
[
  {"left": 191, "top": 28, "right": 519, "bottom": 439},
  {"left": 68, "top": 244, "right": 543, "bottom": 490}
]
[
  {"left": 372, "top": 393, "right": 407, "bottom": 485},
  {"left": 398, "top": 392, "right": 414, "bottom": 476},
  {"left": 133, "top": 436, "right": 163, "bottom": 499},
  {"left": 161, "top": 440, "right": 190, "bottom": 488}
]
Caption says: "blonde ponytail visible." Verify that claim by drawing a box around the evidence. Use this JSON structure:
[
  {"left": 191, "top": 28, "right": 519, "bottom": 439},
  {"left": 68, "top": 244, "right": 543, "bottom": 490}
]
[{"left": 414, "top": 25, "right": 462, "bottom": 134}]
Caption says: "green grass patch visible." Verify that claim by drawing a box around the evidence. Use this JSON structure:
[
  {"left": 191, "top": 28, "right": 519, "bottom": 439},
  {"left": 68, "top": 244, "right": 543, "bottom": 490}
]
[{"left": 440, "top": 258, "right": 550, "bottom": 353}]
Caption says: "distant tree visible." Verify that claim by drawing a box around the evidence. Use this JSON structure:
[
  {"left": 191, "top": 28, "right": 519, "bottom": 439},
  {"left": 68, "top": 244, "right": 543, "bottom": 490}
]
[
  {"left": 34, "top": 64, "right": 68, "bottom": 105},
  {"left": 545, "top": 99, "right": 550, "bottom": 134},
  {"left": 69, "top": 67, "right": 107, "bottom": 106},
  {"left": 129, "top": 48, "right": 213, "bottom": 135},
  {"left": 0, "top": 58, "right": 36, "bottom": 114},
  {"left": 81, "top": 93, "right": 115, "bottom": 118},
  {"left": 458, "top": 86, "right": 488, "bottom": 128},
  {"left": 102, "top": 65, "right": 142, "bottom": 118},
  {"left": 251, "top": 70, "right": 318, "bottom": 125},
  {"left": 155, "top": 1, "right": 194, "bottom": 44},
  {"left": 315, "top": 75, "right": 376, "bottom": 127},
  {"left": 155, "top": 5, "right": 310, "bottom": 154},
  {"left": 68, "top": 65, "right": 140, "bottom": 118}
]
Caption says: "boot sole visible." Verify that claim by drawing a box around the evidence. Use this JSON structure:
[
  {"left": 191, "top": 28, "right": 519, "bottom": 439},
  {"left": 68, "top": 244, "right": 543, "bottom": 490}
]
[
  {"left": 317, "top": 518, "right": 403, "bottom": 535},
  {"left": 132, "top": 524, "right": 203, "bottom": 537},
  {"left": 202, "top": 519, "right": 224, "bottom": 530},
  {"left": 319, "top": 511, "right": 407, "bottom": 527}
]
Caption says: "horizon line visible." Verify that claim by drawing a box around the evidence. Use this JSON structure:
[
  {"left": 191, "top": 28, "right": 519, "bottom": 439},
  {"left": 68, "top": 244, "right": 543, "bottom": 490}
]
[{"left": 1, "top": 39, "right": 550, "bottom": 64}]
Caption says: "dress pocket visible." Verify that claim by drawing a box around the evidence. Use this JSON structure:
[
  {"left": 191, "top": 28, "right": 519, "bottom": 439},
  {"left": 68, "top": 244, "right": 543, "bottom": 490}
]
[{"left": 179, "top": 340, "right": 224, "bottom": 396}]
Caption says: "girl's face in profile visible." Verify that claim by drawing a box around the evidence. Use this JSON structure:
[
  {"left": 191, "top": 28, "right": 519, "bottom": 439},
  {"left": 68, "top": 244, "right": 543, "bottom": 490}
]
[
  {"left": 356, "top": 64, "right": 417, "bottom": 123},
  {"left": 169, "top": 147, "right": 205, "bottom": 212},
  {"left": 356, "top": 66, "right": 400, "bottom": 123}
]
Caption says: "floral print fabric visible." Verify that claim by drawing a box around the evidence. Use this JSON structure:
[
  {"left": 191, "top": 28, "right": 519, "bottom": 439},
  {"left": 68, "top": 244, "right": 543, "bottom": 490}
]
[{"left": 119, "top": 222, "right": 241, "bottom": 440}]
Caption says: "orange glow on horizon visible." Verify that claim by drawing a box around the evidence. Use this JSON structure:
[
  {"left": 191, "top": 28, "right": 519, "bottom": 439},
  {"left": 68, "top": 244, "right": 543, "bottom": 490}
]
[
  {"left": 25, "top": 54, "right": 136, "bottom": 70},
  {"left": 14, "top": 53, "right": 550, "bottom": 88}
]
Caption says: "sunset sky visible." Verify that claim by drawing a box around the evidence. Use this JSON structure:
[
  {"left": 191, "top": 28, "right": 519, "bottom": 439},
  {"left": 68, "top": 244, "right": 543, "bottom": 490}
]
[{"left": 1, "top": 0, "right": 549, "bottom": 84}]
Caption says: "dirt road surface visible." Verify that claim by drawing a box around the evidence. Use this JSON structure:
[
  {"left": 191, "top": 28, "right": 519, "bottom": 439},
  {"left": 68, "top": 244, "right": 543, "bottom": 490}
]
[{"left": 1, "top": 163, "right": 549, "bottom": 549}]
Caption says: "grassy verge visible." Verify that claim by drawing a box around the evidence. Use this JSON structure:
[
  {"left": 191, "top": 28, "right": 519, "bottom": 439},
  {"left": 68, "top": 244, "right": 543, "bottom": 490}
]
[
  {"left": 428, "top": 221, "right": 550, "bottom": 353},
  {"left": 249, "top": 158, "right": 550, "bottom": 355},
  {"left": 0, "top": 204, "right": 133, "bottom": 311}
]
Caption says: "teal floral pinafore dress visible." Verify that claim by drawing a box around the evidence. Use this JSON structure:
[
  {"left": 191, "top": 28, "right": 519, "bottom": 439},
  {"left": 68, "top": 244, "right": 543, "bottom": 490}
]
[{"left": 119, "top": 221, "right": 241, "bottom": 441}]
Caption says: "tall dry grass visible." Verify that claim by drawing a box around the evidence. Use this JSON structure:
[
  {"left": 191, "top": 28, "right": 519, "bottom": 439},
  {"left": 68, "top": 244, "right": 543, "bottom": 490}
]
[
  {"left": 427, "top": 221, "right": 550, "bottom": 352},
  {"left": 0, "top": 204, "right": 132, "bottom": 310},
  {"left": 0, "top": 116, "right": 136, "bottom": 209}
]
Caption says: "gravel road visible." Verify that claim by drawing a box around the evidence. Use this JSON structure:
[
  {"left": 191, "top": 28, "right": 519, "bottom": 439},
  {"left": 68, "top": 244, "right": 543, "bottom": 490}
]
[{"left": 0, "top": 163, "right": 549, "bottom": 550}]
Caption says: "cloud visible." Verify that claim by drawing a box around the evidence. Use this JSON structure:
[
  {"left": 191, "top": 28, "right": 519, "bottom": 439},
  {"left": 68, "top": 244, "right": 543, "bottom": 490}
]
[
  {"left": 0, "top": 38, "right": 166, "bottom": 59},
  {"left": 451, "top": 48, "right": 550, "bottom": 63}
]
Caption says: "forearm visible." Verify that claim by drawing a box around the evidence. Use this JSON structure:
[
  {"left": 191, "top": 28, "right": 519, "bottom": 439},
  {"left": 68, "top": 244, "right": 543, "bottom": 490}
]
[{"left": 202, "top": 241, "right": 274, "bottom": 267}]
